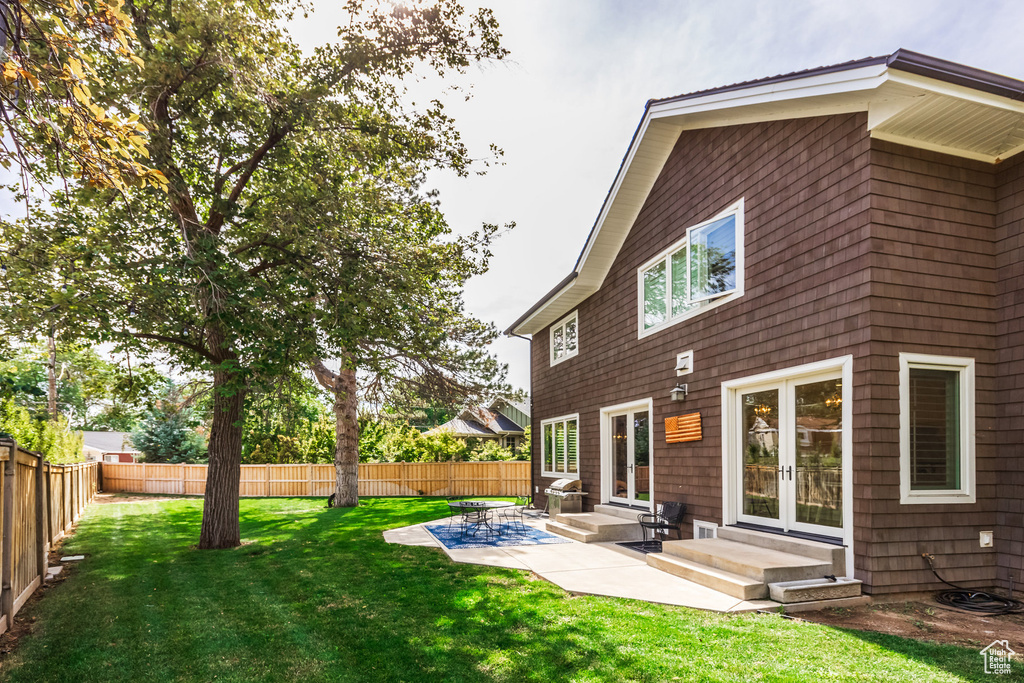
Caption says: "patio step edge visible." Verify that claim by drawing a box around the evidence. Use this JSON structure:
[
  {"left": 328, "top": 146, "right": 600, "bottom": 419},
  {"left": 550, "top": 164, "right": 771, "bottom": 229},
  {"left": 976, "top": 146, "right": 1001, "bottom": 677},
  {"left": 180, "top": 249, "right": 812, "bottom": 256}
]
[
  {"left": 716, "top": 527, "right": 845, "bottom": 573},
  {"left": 555, "top": 512, "right": 639, "bottom": 532},
  {"left": 648, "top": 553, "right": 767, "bottom": 600},
  {"left": 662, "top": 539, "right": 832, "bottom": 583},
  {"left": 544, "top": 520, "right": 596, "bottom": 542}
]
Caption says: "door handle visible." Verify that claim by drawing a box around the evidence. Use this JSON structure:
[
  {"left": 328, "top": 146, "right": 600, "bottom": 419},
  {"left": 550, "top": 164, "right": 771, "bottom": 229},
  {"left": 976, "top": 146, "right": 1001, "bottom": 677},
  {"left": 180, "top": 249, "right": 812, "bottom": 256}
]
[
  {"left": 787, "top": 466, "right": 793, "bottom": 481},
  {"left": 627, "top": 464, "right": 634, "bottom": 472}
]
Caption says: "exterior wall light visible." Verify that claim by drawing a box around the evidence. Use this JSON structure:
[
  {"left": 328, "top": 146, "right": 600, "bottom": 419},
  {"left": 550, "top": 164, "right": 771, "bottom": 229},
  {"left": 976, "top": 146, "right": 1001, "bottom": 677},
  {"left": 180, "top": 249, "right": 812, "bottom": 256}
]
[{"left": 670, "top": 384, "right": 688, "bottom": 401}]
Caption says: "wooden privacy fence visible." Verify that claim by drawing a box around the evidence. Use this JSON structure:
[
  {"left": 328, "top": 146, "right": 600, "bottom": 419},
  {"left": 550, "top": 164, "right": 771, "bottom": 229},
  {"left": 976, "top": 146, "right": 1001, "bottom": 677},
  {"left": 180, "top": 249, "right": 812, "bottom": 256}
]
[
  {"left": 0, "top": 438, "right": 98, "bottom": 636},
  {"left": 102, "top": 461, "right": 532, "bottom": 498}
]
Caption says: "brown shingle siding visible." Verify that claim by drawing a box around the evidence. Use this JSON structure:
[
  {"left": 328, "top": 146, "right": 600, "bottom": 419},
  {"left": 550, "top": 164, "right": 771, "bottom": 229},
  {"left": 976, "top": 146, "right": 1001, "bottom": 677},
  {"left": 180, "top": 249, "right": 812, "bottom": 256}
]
[{"left": 529, "top": 112, "right": 1024, "bottom": 595}]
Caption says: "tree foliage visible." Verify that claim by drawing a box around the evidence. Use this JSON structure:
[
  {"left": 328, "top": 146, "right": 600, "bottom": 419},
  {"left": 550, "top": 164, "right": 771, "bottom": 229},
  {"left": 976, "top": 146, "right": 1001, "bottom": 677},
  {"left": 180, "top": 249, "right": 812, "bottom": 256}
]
[
  {"left": 0, "top": 398, "right": 82, "bottom": 461},
  {"left": 0, "top": 0, "right": 165, "bottom": 188},
  {"left": 130, "top": 384, "right": 207, "bottom": 463},
  {"left": 0, "top": 0, "right": 510, "bottom": 547}
]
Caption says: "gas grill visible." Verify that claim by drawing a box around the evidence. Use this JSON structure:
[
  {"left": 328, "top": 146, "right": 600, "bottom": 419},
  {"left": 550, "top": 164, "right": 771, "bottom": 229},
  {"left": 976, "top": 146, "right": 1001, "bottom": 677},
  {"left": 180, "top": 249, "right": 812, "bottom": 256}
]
[{"left": 543, "top": 478, "right": 586, "bottom": 516}]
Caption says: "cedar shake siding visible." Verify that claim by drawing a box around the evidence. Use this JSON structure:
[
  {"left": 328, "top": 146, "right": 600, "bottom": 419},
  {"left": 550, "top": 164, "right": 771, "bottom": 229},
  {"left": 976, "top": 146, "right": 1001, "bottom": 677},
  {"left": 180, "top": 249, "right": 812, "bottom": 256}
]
[
  {"left": 530, "top": 112, "right": 1019, "bottom": 595},
  {"left": 862, "top": 141, "right": 999, "bottom": 595},
  {"left": 532, "top": 112, "right": 874, "bottom": 568},
  {"left": 995, "top": 151, "right": 1024, "bottom": 593}
]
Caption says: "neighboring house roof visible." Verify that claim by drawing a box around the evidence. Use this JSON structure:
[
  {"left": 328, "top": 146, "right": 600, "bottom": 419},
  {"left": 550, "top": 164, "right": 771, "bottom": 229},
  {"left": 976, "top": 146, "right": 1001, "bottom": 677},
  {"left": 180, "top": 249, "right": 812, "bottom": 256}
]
[
  {"left": 507, "top": 49, "right": 1024, "bottom": 336},
  {"left": 80, "top": 431, "right": 138, "bottom": 454},
  {"left": 425, "top": 417, "right": 497, "bottom": 439},
  {"left": 425, "top": 402, "right": 529, "bottom": 439}
]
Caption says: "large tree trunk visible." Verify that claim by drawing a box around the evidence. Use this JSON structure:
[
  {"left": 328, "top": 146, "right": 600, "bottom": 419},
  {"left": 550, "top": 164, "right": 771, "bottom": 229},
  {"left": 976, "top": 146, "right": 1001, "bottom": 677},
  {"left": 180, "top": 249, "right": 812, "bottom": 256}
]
[
  {"left": 332, "top": 361, "right": 359, "bottom": 507},
  {"left": 199, "top": 368, "right": 246, "bottom": 549},
  {"left": 311, "top": 357, "right": 359, "bottom": 508}
]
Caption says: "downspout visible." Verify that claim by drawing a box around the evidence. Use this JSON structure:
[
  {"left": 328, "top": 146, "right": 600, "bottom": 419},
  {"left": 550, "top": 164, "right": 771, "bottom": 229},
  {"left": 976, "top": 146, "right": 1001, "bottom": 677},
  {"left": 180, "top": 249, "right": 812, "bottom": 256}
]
[{"left": 506, "top": 332, "right": 535, "bottom": 504}]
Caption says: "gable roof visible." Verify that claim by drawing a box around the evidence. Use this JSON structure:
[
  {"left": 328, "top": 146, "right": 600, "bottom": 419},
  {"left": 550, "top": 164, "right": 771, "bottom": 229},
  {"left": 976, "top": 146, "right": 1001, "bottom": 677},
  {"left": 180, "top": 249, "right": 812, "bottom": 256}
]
[{"left": 507, "top": 49, "right": 1024, "bottom": 336}]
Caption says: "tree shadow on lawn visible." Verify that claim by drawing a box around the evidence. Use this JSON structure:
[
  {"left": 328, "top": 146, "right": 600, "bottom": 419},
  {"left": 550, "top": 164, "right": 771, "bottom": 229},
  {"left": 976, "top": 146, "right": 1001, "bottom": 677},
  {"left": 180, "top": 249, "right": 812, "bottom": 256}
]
[
  {"left": 812, "top": 622, "right": 1023, "bottom": 682},
  {"left": 0, "top": 496, "right": 1003, "bottom": 682}
]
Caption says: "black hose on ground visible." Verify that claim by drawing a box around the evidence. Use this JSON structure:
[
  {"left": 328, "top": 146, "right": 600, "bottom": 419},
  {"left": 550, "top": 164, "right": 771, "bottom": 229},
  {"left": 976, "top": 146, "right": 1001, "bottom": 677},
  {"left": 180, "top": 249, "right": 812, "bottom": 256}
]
[{"left": 922, "top": 553, "right": 1024, "bottom": 615}]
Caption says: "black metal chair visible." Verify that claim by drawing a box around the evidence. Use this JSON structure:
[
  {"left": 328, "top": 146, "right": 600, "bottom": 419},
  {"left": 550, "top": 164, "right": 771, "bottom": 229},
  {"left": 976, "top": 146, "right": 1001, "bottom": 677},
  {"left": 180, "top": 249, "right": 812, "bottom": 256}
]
[
  {"left": 499, "top": 496, "right": 530, "bottom": 533},
  {"left": 637, "top": 501, "right": 686, "bottom": 551},
  {"left": 446, "top": 496, "right": 466, "bottom": 529}
]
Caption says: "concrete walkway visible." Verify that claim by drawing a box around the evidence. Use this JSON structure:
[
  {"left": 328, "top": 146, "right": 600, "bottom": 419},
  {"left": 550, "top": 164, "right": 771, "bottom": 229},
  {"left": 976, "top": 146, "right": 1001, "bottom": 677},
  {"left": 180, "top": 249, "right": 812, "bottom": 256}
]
[{"left": 384, "top": 515, "right": 778, "bottom": 613}]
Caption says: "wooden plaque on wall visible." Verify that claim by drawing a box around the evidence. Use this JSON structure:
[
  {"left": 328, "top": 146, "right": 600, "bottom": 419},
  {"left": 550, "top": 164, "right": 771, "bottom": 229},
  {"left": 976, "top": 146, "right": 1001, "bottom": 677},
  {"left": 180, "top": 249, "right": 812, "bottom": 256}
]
[{"left": 665, "top": 413, "right": 701, "bottom": 443}]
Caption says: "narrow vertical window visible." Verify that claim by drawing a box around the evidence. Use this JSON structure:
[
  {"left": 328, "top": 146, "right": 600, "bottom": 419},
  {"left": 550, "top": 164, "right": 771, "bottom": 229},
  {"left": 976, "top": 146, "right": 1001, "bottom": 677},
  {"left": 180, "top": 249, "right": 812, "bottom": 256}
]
[
  {"left": 899, "top": 353, "right": 974, "bottom": 504},
  {"left": 909, "top": 368, "right": 960, "bottom": 491},
  {"left": 643, "top": 261, "right": 667, "bottom": 329},
  {"left": 566, "top": 419, "right": 578, "bottom": 474}
]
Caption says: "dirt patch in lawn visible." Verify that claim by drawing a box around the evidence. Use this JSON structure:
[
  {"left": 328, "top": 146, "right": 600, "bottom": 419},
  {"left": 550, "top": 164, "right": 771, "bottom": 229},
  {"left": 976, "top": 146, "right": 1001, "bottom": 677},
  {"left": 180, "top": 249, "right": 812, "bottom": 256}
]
[
  {"left": 91, "top": 492, "right": 199, "bottom": 505},
  {"left": 796, "top": 599, "right": 1024, "bottom": 649}
]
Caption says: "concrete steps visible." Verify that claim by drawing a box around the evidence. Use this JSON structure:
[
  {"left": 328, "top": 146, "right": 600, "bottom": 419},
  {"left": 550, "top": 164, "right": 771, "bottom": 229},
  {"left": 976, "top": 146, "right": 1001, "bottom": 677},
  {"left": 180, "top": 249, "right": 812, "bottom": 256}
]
[
  {"left": 661, "top": 538, "right": 832, "bottom": 584},
  {"left": 650, "top": 527, "right": 859, "bottom": 602},
  {"left": 648, "top": 552, "right": 767, "bottom": 600},
  {"left": 715, "top": 526, "right": 846, "bottom": 576},
  {"left": 545, "top": 510, "right": 645, "bottom": 543}
]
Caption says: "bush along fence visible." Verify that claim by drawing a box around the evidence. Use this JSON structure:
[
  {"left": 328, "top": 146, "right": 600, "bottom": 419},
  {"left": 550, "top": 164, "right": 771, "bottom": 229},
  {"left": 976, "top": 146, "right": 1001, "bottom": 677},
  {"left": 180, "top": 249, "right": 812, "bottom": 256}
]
[
  {"left": 0, "top": 438, "right": 99, "bottom": 635},
  {"left": 101, "top": 461, "right": 532, "bottom": 498}
]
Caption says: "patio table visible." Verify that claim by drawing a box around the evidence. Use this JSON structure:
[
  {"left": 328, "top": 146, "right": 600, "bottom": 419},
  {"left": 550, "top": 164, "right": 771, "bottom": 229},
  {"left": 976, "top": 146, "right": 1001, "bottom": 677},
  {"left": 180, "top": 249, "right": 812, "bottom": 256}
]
[{"left": 448, "top": 500, "right": 514, "bottom": 538}]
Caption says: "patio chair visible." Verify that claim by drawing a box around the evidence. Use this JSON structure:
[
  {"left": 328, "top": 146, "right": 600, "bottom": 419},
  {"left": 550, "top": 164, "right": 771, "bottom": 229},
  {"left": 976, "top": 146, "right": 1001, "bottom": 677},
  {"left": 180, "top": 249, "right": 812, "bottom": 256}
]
[
  {"left": 499, "top": 496, "right": 530, "bottom": 533},
  {"left": 637, "top": 501, "right": 686, "bottom": 551},
  {"left": 446, "top": 496, "right": 467, "bottom": 529}
]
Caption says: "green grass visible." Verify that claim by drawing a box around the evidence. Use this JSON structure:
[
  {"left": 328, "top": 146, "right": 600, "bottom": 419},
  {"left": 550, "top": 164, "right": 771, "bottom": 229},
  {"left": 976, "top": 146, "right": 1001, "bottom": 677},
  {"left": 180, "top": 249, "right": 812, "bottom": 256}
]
[{"left": 0, "top": 496, "right": 1013, "bottom": 682}]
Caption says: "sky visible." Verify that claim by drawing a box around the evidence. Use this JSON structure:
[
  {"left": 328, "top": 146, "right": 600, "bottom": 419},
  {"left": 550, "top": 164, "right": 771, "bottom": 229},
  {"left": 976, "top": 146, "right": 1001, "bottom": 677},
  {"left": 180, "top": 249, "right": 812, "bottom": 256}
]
[{"left": 289, "top": 0, "right": 1024, "bottom": 394}]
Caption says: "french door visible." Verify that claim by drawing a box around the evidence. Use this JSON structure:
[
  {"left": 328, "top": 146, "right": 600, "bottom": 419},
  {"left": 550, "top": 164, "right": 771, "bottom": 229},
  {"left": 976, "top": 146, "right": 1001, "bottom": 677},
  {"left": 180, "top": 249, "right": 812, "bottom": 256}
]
[
  {"left": 606, "top": 405, "right": 652, "bottom": 508},
  {"left": 736, "top": 371, "right": 844, "bottom": 537}
]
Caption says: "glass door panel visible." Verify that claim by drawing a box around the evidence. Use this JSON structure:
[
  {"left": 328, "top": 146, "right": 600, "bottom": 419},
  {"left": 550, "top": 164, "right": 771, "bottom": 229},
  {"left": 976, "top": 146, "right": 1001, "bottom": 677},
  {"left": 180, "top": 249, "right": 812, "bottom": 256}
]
[
  {"left": 633, "top": 411, "right": 650, "bottom": 502},
  {"left": 741, "top": 389, "right": 780, "bottom": 523},
  {"left": 612, "top": 415, "right": 628, "bottom": 499},
  {"left": 794, "top": 378, "right": 842, "bottom": 529}
]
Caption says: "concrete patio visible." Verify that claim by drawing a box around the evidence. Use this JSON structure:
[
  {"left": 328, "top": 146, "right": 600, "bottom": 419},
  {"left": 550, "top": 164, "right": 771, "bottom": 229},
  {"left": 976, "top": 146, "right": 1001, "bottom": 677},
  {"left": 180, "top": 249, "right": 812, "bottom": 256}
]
[{"left": 384, "top": 514, "right": 780, "bottom": 613}]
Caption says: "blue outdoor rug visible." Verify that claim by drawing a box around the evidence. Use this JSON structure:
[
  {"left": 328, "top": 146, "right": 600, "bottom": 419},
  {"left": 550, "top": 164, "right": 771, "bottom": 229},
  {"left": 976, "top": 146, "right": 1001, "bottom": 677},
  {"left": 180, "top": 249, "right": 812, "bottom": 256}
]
[{"left": 425, "top": 522, "right": 572, "bottom": 550}]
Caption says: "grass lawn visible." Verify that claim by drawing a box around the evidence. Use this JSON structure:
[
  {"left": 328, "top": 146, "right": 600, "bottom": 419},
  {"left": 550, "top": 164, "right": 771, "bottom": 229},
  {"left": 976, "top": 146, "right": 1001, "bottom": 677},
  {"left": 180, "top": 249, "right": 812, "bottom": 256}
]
[{"left": 0, "top": 496, "right": 1012, "bottom": 682}]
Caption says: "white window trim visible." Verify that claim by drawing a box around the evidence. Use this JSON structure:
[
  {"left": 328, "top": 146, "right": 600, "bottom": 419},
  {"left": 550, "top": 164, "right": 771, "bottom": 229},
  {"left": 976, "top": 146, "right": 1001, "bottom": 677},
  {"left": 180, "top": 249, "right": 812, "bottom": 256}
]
[
  {"left": 549, "top": 310, "right": 579, "bottom": 366},
  {"left": 721, "top": 355, "right": 854, "bottom": 578},
  {"left": 541, "top": 413, "right": 580, "bottom": 477},
  {"left": 637, "top": 198, "right": 745, "bottom": 339},
  {"left": 899, "top": 353, "right": 976, "bottom": 505},
  {"left": 599, "top": 397, "right": 655, "bottom": 512}
]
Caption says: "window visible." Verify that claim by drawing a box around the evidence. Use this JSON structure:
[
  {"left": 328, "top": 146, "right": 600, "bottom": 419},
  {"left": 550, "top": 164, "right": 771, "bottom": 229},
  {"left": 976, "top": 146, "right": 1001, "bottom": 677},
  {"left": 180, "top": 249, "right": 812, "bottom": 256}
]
[
  {"left": 550, "top": 310, "right": 579, "bottom": 365},
  {"left": 503, "top": 435, "right": 517, "bottom": 450},
  {"left": 542, "top": 414, "right": 579, "bottom": 476},
  {"left": 638, "top": 199, "right": 744, "bottom": 337},
  {"left": 899, "top": 353, "right": 975, "bottom": 504}
]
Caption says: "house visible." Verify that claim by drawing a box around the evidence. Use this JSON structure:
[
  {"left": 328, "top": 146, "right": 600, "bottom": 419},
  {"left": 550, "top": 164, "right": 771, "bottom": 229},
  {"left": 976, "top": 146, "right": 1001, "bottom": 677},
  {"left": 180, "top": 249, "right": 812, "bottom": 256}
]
[
  {"left": 508, "top": 49, "right": 1024, "bottom": 600},
  {"left": 424, "top": 398, "right": 530, "bottom": 450},
  {"left": 81, "top": 431, "right": 138, "bottom": 463}
]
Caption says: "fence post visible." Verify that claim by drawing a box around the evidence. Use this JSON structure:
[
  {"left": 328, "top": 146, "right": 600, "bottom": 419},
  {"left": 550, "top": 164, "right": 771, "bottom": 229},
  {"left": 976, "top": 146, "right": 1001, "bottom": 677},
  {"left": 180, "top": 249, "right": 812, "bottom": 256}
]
[
  {"left": 45, "top": 463, "right": 52, "bottom": 543},
  {"left": 35, "top": 453, "right": 46, "bottom": 581},
  {"left": 1, "top": 444, "right": 16, "bottom": 631}
]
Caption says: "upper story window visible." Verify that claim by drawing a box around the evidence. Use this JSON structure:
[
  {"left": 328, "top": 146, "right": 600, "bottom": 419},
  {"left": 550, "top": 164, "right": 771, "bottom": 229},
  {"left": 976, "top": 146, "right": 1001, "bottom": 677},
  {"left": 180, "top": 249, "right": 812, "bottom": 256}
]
[
  {"left": 899, "top": 353, "right": 976, "bottom": 505},
  {"left": 637, "top": 199, "right": 744, "bottom": 338},
  {"left": 550, "top": 310, "right": 579, "bottom": 366}
]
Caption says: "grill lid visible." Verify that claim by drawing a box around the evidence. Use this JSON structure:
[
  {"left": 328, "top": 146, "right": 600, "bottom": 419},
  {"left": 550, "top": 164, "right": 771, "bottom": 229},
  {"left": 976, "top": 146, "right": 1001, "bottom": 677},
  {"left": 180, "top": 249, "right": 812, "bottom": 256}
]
[{"left": 547, "top": 478, "right": 582, "bottom": 493}]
